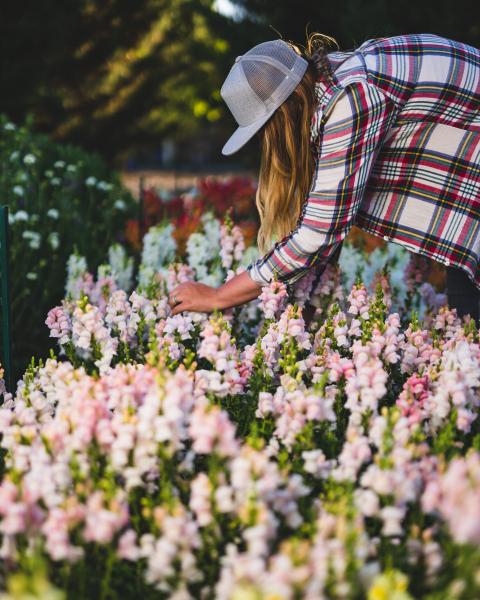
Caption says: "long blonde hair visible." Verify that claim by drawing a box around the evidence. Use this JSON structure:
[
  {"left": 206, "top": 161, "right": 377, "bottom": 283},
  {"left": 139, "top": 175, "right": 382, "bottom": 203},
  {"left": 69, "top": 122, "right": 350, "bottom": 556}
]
[{"left": 255, "top": 32, "right": 338, "bottom": 254}]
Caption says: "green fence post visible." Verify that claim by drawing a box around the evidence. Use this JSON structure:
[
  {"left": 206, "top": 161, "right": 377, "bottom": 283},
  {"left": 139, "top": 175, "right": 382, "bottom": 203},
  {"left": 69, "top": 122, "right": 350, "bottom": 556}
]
[{"left": 0, "top": 206, "right": 12, "bottom": 393}]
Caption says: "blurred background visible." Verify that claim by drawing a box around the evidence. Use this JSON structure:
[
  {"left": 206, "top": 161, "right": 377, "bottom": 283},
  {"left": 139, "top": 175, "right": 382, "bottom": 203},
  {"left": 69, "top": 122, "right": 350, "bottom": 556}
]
[
  {"left": 2, "top": 0, "right": 479, "bottom": 175},
  {"left": 1, "top": 0, "right": 479, "bottom": 381}
]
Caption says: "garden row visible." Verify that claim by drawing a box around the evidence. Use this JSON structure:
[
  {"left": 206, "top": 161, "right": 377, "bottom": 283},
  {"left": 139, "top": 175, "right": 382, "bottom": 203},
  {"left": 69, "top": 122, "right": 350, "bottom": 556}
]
[{"left": 0, "top": 115, "right": 479, "bottom": 599}]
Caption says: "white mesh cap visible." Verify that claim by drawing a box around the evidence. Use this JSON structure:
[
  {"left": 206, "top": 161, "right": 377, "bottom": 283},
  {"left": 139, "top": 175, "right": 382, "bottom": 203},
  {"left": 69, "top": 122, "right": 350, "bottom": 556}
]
[{"left": 220, "top": 39, "right": 308, "bottom": 156}]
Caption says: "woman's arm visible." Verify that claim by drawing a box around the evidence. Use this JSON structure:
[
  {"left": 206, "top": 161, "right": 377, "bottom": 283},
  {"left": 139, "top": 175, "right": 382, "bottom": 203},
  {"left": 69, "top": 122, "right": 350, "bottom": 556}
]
[
  {"left": 169, "top": 270, "right": 263, "bottom": 316},
  {"left": 169, "top": 80, "right": 397, "bottom": 315}
]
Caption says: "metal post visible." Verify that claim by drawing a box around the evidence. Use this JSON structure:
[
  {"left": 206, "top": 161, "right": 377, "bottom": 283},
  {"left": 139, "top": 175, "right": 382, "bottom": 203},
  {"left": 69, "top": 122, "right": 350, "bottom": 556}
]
[
  {"left": 139, "top": 175, "right": 145, "bottom": 240},
  {"left": 0, "top": 206, "right": 13, "bottom": 393}
]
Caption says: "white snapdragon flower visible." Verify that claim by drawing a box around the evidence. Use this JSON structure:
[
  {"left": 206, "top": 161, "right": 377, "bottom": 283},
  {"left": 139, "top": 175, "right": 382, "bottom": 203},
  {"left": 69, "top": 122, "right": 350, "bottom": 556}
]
[
  {"left": 97, "top": 181, "right": 113, "bottom": 191},
  {"left": 4, "top": 122, "right": 15, "bottom": 131},
  {"left": 47, "top": 208, "right": 60, "bottom": 219},
  {"left": 85, "top": 176, "right": 97, "bottom": 187},
  {"left": 186, "top": 212, "right": 223, "bottom": 284},
  {"left": 12, "top": 185, "right": 24, "bottom": 196},
  {"left": 140, "top": 223, "right": 177, "bottom": 273},
  {"left": 239, "top": 245, "right": 259, "bottom": 268},
  {"left": 23, "top": 153, "right": 36, "bottom": 165},
  {"left": 47, "top": 232, "right": 60, "bottom": 250},
  {"left": 54, "top": 160, "right": 66, "bottom": 168},
  {"left": 108, "top": 244, "right": 134, "bottom": 291},
  {"left": 114, "top": 199, "right": 127, "bottom": 210},
  {"left": 12, "top": 210, "right": 29, "bottom": 222},
  {"left": 22, "top": 230, "right": 41, "bottom": 249},
  {"left": 8, "top": 210, "right": 28, "bottom": 225},
  {"left": 66, "top": 253, "right": 88, "bottom": 298}
]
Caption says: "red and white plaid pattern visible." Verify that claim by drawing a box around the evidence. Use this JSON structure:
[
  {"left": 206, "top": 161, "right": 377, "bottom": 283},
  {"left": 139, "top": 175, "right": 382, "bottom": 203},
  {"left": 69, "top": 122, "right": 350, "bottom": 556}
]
[{"left": 247, "top": 33, "right": 480, "bottom": 291}]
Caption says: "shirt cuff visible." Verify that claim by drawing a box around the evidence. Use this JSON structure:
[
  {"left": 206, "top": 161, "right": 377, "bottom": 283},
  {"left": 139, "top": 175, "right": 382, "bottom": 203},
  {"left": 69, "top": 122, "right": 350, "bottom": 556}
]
[{"left": 246, "top": 262, "right": 271, "bottom": 287}]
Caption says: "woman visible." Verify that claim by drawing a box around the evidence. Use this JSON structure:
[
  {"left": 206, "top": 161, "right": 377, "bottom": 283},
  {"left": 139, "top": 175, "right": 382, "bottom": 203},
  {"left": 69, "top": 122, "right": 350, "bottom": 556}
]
[{"left": 168, "top": 33, "right": 480, "bottom": 323}]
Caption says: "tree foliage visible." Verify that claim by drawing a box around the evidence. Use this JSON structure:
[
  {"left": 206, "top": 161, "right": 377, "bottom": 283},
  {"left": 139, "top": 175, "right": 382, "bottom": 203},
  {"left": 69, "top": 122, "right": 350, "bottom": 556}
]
[
  {"left": 228, "top": 0, "right": 480, "bottom": 50},
  {"left": 2, "top": 0, "right": 478, "bottom": 165},
  {"left": 0, "top": 0, "right": 250, "bottom": 165}
]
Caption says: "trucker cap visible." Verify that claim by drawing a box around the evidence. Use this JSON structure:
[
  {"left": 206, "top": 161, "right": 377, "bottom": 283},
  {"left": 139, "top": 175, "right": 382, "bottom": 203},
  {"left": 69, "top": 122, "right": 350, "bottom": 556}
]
[{"left": 220, "top": 39, "right": 308, "bottom": 156}]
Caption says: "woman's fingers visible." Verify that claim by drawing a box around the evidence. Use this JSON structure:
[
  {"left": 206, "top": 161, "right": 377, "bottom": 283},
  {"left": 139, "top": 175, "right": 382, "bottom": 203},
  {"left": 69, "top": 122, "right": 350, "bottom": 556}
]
[
  {"left": 171, "top": 304, "right": 183, "bottom": 316},
  {"left": 168, "top": 286, "right": 184, "bottom": 308}
]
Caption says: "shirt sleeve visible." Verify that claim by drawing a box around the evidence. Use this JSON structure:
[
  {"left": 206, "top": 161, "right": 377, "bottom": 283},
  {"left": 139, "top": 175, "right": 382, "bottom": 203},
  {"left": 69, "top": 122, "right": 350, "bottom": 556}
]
[{"left": 246, "top": 79, "right": 398, "bottom": 288}]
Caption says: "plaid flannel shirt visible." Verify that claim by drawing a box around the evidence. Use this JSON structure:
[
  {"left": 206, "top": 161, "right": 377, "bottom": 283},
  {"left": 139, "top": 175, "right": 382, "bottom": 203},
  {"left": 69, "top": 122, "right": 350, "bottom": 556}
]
[{"left": 246, "top": 33, "right": 480, "bottom": 291}]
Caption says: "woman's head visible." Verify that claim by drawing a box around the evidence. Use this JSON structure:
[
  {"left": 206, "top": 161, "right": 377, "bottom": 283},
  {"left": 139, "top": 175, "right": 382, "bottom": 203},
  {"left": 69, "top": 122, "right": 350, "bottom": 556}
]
[
  {"left": 254, "top": 32, "right": 338, "bottom": 254},
  {"left": 220, "top": 33, "right": 338, "bottom": 254}
]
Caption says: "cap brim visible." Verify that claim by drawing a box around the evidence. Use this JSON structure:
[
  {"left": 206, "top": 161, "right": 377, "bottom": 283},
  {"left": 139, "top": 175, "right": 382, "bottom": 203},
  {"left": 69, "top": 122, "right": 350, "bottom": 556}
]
[{"left": 221, "top": 112, "right": 273, "bottom": 156}]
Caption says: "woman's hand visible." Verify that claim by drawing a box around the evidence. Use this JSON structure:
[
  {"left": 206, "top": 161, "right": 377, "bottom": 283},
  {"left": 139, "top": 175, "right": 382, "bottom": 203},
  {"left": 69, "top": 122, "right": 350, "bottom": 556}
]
[
  {"left": 168, "top": 282, "right": 220, "bottom": 316},
  {"left": 168, "top": 270, "right": 264, "bottom": 316}
]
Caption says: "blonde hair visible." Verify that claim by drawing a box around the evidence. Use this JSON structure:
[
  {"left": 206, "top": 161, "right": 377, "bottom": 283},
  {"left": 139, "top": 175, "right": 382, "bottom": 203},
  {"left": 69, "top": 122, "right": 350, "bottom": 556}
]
[{"left": 255, "top": 32, "right": 339, "bottom": 255}]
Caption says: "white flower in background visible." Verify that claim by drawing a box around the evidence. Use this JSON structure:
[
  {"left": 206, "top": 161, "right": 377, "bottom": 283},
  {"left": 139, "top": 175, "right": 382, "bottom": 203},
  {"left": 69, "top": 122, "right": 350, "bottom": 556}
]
[
  {"left": 108, "top": 244, "right": 134, "bottom": 291},
  {"left": 186, "top": 212, "right": 222, "bottom": 284},
  {"left": 12, "top": 185, "right": 24, "bottom": 196},
  {"left": 9, "top": 150, "right": 20, "bottom": 161},
  {"left": 47, "top": 232, "right": 60, "bottom": 250},
  {"left": 67, "top": 164, "right": 77, "bottom": 173},
  {"left": 51, "top": 177, "right": 62, "bottom": 186},
  {"left": 202, "top": 211, "right": 221, "bottom": 246},
  {"left": 201, "top": 268, "right": 225, "bottom": 287},
  {"left": 97, "top": 181, "right": 113, "bottom": 192},
  {"left": 138, "top": 224, "right": 177, "bottom": 289},
  {"left": 97, "top": 264, "right": 113, "bottom": 279},
  {"left": 47, "top": 208, "right": 60, "bottom": 219},
  {"left": 54, "top": 160, "right": 66, "bottom": 168},
  {"left": 338, "top": 241, "right": 411, "bottom": 312},
  {"left": 187, "top": 233, "right": 212, "bottom": 281},
  {"left": 114, "top": 199, "right": 127, "bottom": 210},
  {"left": 26, "top": 272, "right": 38, "bottom": 281},
  {"left": 239, "top": 245, "right": 260, "bottom": 268},
  {"left": 44, "top": 169, "right": 54, "bottom": 178},
  {"left": 66, "top": 253, "right": 88, "bottom": 298},
  {"left": 4, "top": 122, "right": 15, "bottom": 130},
  {"left": 23, "top": 153, "right": 36, "bottom": 165},
  {"left": 10, "top": 210, "right": 29, "bottom": 223},
  {"left": 22, "top": 230, "right": 41, "bottom": 249},
  {"left": 85, "top": 176, "right": 97, "bottom": 187}
]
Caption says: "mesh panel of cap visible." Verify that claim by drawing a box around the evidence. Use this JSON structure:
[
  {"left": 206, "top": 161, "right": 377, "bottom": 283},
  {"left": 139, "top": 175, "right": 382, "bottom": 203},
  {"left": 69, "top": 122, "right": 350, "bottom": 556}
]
[
  {"left": 247, "top": 40, "right": 297, "bottom": 70},
  {"left": 242, "top": 61, "right": 286, "bottom": 103}
]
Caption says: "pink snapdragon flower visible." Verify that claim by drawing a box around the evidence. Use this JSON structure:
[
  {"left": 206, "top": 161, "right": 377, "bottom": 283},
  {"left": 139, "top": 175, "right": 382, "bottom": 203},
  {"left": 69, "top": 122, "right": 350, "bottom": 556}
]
[
  {"left": 220, "top": 222, "right": 245, "bottom": 270},
  {"left": 347, "top": 283, "right": 370, "bottom": 320},
  {"left": 45, "top": 305, "right": 72, "bottom": 345},
  {"left": 422, "top": 452, "right": 480, "bottom": 544},
  {"left": 396, "top": 374, "right": 430, "bottom": 425},
  {"left": 258, "top": 280, "right": 288, "bottom": 321}
]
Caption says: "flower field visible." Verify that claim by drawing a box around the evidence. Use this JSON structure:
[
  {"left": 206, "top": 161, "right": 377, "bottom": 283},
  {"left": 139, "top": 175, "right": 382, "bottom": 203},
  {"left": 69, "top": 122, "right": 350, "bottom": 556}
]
[
  {"left": 0, "top": 211, "right": 479, "bottom": 599},
  {"left": 0, "top": 116, "right": 136, "bottom": 381}
]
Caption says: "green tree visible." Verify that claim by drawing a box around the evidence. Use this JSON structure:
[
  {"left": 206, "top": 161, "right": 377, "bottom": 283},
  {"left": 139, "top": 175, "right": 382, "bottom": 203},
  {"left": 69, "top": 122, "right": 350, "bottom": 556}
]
[{"left": 0, "top": 0, "right": 252, "bottom": 166}]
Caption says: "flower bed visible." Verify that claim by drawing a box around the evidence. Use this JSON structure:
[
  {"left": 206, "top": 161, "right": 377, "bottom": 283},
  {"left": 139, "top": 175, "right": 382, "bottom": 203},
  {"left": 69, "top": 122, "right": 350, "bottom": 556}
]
[
  {"left": 0, "top": 214, "right": 478, "bottom": 599},
  {"left": 0, "top": 115, "right": 136, "bottom": 380}
]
